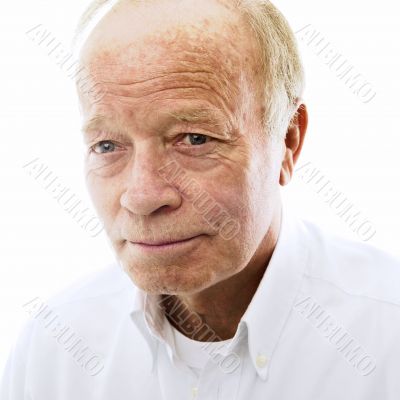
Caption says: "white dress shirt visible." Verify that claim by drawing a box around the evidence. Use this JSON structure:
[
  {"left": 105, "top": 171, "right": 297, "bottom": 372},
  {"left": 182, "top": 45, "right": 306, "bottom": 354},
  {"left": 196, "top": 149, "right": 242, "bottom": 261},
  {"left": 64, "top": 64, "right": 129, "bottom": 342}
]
[{"left": 2, "top": 207, "right": 400, "bottom": 399}]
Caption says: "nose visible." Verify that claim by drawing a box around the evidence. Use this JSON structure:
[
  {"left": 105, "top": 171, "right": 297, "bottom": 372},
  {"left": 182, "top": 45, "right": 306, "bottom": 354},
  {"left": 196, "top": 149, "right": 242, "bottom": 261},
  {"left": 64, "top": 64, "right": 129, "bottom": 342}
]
[{"left": 120, "top": 145, "right": 182, "bottom": 216}]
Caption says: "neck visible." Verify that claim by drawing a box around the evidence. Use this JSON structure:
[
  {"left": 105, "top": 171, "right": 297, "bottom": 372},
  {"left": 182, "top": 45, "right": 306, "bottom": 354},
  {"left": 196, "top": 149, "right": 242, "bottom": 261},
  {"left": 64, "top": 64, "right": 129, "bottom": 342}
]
[{"left": 161, "top": 207, "right": 282, "bottom": 341}]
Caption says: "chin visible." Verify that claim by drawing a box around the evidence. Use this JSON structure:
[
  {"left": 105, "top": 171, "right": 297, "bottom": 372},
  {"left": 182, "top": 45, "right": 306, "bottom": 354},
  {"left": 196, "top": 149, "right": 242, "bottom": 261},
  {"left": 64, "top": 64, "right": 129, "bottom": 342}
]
[{"left": 119, "top": 257, "right": 214, "bottom": 295}]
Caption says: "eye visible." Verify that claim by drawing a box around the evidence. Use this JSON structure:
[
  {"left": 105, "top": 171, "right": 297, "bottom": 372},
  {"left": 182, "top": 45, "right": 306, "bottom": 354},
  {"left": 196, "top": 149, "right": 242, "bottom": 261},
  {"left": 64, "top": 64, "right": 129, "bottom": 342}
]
[
  {"left": 182, "top": 133, "right": 212, "bottom": 146},
  {"left": 91, "top": 140, "right": 116, "bottom": 154}
]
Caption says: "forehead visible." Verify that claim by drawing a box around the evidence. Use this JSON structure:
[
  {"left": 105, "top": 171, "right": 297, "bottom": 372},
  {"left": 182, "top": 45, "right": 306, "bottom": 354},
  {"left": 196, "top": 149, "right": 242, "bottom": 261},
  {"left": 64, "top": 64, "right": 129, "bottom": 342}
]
[
  {"left": 79, "top": 0, "right": 260, "bottom": 87},
  {"left": 77, "top": 0, "right": 263, "bottom": 132},
  {"left": 81, "top": 0, "right": 247, "bottom": 54}
]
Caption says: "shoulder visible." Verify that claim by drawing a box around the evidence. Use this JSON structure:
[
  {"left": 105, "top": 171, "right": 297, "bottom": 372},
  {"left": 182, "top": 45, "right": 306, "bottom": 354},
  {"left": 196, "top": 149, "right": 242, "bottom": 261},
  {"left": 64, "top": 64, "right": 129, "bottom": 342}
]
[
  {"left": 21, "top": 261, "right": 138, "bottom": 336},
  {"left": 20, "top": 262, "right": 141, "bottom": 372},
  {"left": 300, "top": 218, "right": 400, "bottom": 307},
  {"left": 48, "top": 261, "right": 134, "bottom": 306},
  {"left": 1, "top": 263, "right": 151, "bottom": 395}
]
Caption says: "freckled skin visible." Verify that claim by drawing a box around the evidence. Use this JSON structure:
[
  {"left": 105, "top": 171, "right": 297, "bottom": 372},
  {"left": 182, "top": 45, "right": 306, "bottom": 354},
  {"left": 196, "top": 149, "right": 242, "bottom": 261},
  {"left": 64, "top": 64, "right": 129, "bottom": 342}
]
[{"left": 77, "top": 0, "right": 307, "bottom": 339}]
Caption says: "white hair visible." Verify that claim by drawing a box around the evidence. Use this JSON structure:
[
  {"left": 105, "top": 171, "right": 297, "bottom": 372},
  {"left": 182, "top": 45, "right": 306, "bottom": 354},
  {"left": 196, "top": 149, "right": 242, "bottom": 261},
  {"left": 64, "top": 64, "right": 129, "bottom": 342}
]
[{"left": 73, "top": 0, "right": 305, "bottom": 138}]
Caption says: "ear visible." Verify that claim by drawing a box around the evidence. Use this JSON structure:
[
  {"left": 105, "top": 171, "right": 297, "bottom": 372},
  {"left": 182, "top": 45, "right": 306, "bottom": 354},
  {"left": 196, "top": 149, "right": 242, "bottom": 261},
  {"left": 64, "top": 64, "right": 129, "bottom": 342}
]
[{"left": 279, "top": 102, "right": 308, "bottom": 186}]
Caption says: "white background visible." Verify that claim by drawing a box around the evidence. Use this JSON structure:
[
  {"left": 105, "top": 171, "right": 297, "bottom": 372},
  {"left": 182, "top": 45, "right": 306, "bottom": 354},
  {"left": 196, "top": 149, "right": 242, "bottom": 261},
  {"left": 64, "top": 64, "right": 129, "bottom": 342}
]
[{"left": 0, "top": 0, "right": 399, "bottom": 376}]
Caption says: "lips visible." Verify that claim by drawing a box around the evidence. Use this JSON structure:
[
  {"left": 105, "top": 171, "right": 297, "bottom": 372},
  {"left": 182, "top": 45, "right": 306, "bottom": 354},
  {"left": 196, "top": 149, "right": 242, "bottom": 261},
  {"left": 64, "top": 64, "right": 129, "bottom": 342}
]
[{"left": 131, "top": 235, "right": 200, "bottom": 246}]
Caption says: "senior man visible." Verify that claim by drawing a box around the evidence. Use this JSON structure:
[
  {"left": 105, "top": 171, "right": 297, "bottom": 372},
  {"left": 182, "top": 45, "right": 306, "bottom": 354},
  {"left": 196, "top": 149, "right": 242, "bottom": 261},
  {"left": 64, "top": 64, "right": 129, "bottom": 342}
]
[{"left": 2, "top": 0, "right": 400, "bottom": 399}]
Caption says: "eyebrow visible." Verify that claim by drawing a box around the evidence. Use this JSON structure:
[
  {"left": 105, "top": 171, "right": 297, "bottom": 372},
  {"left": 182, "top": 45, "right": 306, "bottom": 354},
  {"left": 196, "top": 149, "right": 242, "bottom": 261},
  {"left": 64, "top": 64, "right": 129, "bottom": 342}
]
[
  {"left": 165, "top": 108, "right": 226, "bottom": 127},
  {"left": 81, "top": 114, "right": 117, "bottom": 135}
]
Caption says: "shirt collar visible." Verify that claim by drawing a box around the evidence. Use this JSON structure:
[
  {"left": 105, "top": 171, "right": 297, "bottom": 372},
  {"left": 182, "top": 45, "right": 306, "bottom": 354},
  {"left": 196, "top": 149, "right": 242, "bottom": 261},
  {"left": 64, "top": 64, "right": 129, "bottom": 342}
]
[
  {"left": 237, "top": 204, "right": 309, "bottom": 380},
  {"left": 128, "top": 203, "right": 309, "bottom": 380},
  {"left": 129, "top": 285, "right": 164, "bottom": 375}
]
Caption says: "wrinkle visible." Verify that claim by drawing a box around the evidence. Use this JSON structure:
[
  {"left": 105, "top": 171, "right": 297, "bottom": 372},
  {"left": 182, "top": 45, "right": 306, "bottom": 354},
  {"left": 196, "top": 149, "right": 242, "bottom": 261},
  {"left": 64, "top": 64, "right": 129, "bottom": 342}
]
[
  {"left": 97, "top": 78, "right": 238, "bottom": 124},
  {"left": 92, "top": 69, "right": 215, "bottom": 86}
]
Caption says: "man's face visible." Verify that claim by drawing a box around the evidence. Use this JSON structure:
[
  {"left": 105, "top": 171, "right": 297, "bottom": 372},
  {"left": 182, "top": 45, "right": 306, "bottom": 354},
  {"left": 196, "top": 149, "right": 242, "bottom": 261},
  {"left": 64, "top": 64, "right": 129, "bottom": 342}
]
[{"left": 78, "top": 0, "right": 285, "bottom": 295}]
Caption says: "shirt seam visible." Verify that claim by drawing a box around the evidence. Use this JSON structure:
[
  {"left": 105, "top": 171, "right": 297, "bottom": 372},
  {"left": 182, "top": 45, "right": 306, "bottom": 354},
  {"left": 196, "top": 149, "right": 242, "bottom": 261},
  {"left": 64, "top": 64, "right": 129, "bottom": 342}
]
[{"left": 303, "top": 273, "right": 400, "bottom": 309}]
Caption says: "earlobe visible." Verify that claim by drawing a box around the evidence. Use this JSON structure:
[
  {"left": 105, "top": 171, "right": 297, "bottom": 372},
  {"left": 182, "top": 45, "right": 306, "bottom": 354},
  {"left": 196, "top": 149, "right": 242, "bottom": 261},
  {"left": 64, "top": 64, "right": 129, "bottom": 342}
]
[
  {"left": 279, "top": 102, "right": 308, "bottom": 186},
  {"left": 291, "top": 103, "right": 308, "bottom": 165},
  {"left": 279, "top": 160, "right": 292, "bottom": 186}
]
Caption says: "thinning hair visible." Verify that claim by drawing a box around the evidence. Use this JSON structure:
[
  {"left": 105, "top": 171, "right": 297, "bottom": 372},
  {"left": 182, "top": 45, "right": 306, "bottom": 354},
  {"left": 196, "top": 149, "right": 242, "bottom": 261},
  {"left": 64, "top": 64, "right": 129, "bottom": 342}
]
[{"left": 73, "top": 0, "right": 305, "bottom": 139}]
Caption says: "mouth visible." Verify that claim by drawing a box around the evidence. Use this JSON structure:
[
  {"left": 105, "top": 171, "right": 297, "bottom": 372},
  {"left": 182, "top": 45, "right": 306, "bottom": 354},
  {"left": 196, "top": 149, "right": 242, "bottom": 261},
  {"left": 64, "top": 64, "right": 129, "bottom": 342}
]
[
  {"left": 134, "top": 236, "right": 198, "bottom": 246},
  {"left": 129, "top": 235, "right": 204, "bottom": 253}
]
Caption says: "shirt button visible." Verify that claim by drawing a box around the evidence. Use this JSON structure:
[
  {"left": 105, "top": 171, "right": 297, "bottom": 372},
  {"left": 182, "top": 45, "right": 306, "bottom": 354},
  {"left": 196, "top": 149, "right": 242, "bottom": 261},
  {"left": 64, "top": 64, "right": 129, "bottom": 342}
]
[
  {"left": 192, "top": 386, "right": 199, "bottom": 398},
  {"left": 256, "top": 354, "right": 268, "bottom": 368}
]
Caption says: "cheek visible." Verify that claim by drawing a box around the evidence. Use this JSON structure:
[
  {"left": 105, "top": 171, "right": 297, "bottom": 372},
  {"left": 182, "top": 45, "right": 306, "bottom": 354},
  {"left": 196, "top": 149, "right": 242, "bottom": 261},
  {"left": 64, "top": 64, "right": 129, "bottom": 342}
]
[
  {"left": 85, "top": 169, "right": 122, "bottom": 227},
  {"left": 190, "top": 168, "right": 254, "bottom": 243},
  {"left": 196, "top": 183, "right": 264, "bottom": 278},
  {"left": 85, "top": 151, "right": 131, "bottom": 178},
  {"left": 211, "top": 148, "right": 280, "bottom": 241}
]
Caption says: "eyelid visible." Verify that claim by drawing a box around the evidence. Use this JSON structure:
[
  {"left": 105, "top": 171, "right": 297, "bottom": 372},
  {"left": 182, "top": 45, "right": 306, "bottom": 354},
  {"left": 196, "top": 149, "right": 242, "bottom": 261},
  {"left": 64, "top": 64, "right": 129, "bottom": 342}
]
[
  {"left": 174, "top": 134, "right": 220, "bottom": 157},
  {"left": 181, "top": 132, "right": 213, "bottom": 140},
  {"left": 176, "top": 130, "right": 216, "bottom": 140},
  {"left": 85, "top": 131, "right": 130, "bottom": 147},
  {"left": 174, "top": 132, "right": 215, "bottom": 145}
]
